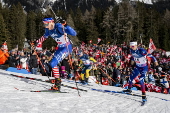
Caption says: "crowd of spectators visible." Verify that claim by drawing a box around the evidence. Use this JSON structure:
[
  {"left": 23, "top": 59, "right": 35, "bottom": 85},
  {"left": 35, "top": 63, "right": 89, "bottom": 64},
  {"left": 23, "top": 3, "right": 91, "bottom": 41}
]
[{"left": 0, "top": 43, "right": 170, "bottom": 94}]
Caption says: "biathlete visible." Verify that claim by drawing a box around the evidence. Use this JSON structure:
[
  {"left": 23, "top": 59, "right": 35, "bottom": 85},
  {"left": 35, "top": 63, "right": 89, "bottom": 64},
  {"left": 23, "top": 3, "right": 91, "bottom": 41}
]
[
  {"left": 36, "top": 16, "right": 77, "bottom": 91},
  {"left": 78, "top": 51, "right": 97, "bottom": 85},
  {"left": 123, "top": 41, "right": 159, "bottom": 103}
]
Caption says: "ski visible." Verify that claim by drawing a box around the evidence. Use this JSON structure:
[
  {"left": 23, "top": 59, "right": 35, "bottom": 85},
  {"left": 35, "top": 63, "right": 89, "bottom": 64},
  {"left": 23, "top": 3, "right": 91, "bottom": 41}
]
[
  {"left": 45, "top": 79, "right": 87, "bottom": 92},
  {"left": 30, "top": 90, "right": 68, "bottom": 93},
  {"left": 14, "top": 87, "right": 68, "bottom": 93},
  {"left": 76, "top": 82, "right": 93, "bottom": 86},
  {"left": 45, "top": 79, "right": 88, "bottom": 92},
  {"left": 118, "top": 91, "right": 142, "bottom": 97},
  {"left": 62, "top": 79, "right": 93, "bottom": 86},
  {"left": 10, "top": 74, "right": 87, "bottom": 92},
  {"left": 90, "top": 88, "right": 142, "bottom": 97},
  {"left": 61, "top": 84, "right": 87, "bottom": 92}
]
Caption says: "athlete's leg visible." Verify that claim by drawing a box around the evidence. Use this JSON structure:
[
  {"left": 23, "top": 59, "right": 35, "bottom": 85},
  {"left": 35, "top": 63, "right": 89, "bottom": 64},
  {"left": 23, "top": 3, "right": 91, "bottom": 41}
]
[
  {"left": 84, "top": 66, "right": 92, "bottom": 83},
  {"left": 51, "top": 65, "right": 61, "bottom": 91},
  {"left": 128, "top": 67, "right": 140, "bottom": 88},
  {"left": 50, "top": 44, "right": 72, "bottom": 68},
  {"left": 80, "top": 67, "right": 86, "bottom": 81},
  {"left": 50, "top": 44, "right": 72, "bottom": 90},
  {"left": 139, "top": 66, "right": 148, "bottom": 100},
  {"left": 124, "top": 68, "right": 140, "bottom": 93}
]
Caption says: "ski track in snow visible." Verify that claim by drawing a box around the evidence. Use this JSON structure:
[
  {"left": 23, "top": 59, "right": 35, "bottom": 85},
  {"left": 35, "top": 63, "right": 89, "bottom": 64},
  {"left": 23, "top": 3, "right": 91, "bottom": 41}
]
[{"left": 0, "top": 69, "right": 170, "bottom": 113}]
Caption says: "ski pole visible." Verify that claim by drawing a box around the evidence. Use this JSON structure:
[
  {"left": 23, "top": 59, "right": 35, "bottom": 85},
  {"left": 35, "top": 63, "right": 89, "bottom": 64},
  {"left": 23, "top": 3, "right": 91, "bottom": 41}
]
[
  {"left": 99, "top": 68, "right": 116, "bottom": 83},
  {"left": 32, "top": 48, "right": 51, "bottom": 81},
  {"left": 62, "top": 28, "right": 80, "bottom": 97},
  {"left": 47, "top": 3, "right": 61, "bottom": 23}
]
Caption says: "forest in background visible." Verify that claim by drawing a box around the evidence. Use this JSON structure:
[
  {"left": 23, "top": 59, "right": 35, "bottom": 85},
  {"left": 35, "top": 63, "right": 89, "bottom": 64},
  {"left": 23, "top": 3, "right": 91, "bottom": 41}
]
[{"left": 0, "top": 1, "right": 170, "bottom": 51}]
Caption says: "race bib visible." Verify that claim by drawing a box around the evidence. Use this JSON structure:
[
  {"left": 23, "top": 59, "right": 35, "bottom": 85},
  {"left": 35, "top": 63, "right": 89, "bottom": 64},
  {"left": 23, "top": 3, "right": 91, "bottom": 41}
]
[
  {"left": 82, "top": 59, "right": 91, "bottom": 65},
  {"left": 134, "top": 57, "right": 147, "bottom": 64},
  {"left": 54, "top": 35, "right": 69, "bottom": 45}
]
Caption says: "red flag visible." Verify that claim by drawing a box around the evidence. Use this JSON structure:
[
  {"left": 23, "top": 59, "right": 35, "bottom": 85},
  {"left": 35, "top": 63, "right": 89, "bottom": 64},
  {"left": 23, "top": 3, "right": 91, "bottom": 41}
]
[
  {"left": 153, "top": 85, "right": 162, "bottom": 93},
  {"left": 97, "top": 38, "right": 101, "bottom": 44},
  {"left": 81, "top": 42, "right": 85, "bottom": 49},
  {"left": 82, "top": 41, "right": 85, "bottom": 46},
  {"left": 148, "top": 39, "right": 156, "bottom": 54}
]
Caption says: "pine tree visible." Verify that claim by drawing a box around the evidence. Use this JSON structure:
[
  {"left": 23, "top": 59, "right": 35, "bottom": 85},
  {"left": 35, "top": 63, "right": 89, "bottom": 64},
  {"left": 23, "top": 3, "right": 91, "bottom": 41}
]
[
  {"left": 35, "top": 10, "right": 44, "bottom": 39},
  {"left": 95, "top": 8, "right": 104, "bottom": 40},
  {"left": 125, "top": 1, "right": 137, "bottom": 43},
  {"left": 134, "top": 1, "right": 145, "bottom": 45},
  {"left": 8, "top": 3, "right": 26, "bottom": 50},
  {"left": 27, "top": 11, "right": 37, "bottom": 42},
  {"left": 0, "top": 13, "right": 6, "bottom": 44},
  {"left": 162, "top": 9, "right": 170, "bottom": 50},
  {"left": 66, "top": 14, "right": 79, "bottom": 45},
  {"left": 0, "top": 3, "right": 12, "bottom": 49},
  {"left": 74, "top": 8, "right": 86, "bottom": 43},
  {"left": 84, "top": 6, "right": 99, "bottom": 44},
  {"left": 101, "top": 7, "right": 115, "bottom": 43}
]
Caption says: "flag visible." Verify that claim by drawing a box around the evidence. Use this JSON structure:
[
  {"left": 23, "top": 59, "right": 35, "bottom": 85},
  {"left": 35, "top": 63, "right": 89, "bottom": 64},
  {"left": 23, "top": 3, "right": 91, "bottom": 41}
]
[
  {"left": 148, "top": 39, "right": 156, "bottom": 54},
  {"left": 153, "top": 85, "right": 162, "bottom": 93},
  {"left": 2, "top": 41, "right": 8, "bottom": 51},
  {"left": 81, "top": 41, "right": 85, "bottom": 46},
  {"left": 80, "top": 42, "right": 85, "bottom": 49},
  {"left": 97, "top": 38, "right": 101, "bottom": 44}
]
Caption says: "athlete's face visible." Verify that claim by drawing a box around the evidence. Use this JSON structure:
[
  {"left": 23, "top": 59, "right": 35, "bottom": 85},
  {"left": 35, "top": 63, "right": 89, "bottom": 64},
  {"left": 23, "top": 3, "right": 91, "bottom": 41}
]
[
  {"left": 43, "top": 22, "right": 54, "bottom": 30},
  {"left": 130, "top": 45, "right": 137, "bottom": 50}
]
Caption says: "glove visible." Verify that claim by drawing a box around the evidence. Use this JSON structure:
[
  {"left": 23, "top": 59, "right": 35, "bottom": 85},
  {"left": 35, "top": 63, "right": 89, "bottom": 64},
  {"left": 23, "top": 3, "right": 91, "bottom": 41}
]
[
  {"left": 59, "top": 19, "right": 67, "bottom": 26},
  {"left": 55, "top": 17, "right": 67, "bottom": 26}
]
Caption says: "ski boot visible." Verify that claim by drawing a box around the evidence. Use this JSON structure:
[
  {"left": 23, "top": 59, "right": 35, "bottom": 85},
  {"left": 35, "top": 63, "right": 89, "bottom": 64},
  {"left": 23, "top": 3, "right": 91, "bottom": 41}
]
[
  {"left": 51, "top": 78, "right": 61, "bottom": 91},
  {"left": 95, "top": 80, "right": 99, "bottom": 84},
  {"left": 142, "top": 98, "right": 147, "bottom": 102},
  {"left": 141, "top": 98, "right": 147, "bottom": 106},
  {"left": 141, "top": 92, "right": 147, "bottom": 106},
  {"left": 123, "top": 89, "right": 132, "bottom": 93},
  {"left": 85, "top": 78, "right": 89, "bottom": 84}
]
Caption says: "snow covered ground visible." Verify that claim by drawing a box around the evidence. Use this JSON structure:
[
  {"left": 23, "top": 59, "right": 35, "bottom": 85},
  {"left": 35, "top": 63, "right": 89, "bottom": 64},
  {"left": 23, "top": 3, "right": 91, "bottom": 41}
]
[
  {"left": 115, "top": 0, "right": 153, "bottom": 4},
  {"left": 0, "top": 69, "right": 170, "bottom": 113}
]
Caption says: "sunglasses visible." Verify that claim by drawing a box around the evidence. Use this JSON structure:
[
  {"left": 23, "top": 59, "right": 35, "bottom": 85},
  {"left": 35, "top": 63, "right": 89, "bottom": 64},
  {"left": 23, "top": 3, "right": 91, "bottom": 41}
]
[
  {"left": 44, "top": 23, "right": 49, "bottom": 27},
  {"left": 130, "top": 45, "right": 135, "bottom": 48}
]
